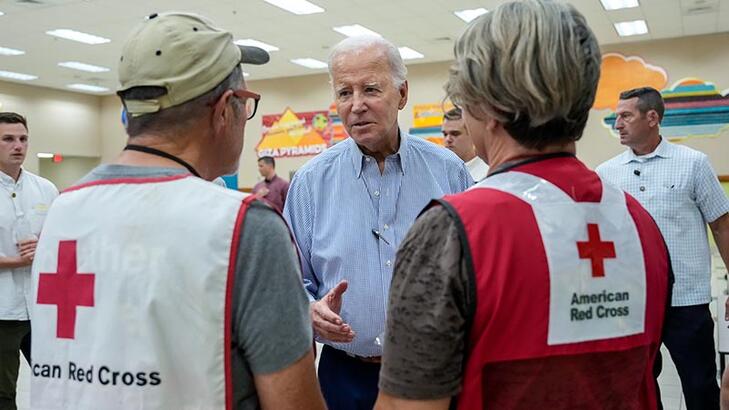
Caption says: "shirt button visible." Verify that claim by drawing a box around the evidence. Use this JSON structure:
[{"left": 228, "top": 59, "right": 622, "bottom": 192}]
[
  {"left": 11, "top": 192, "right": 16, "bottom": 198},
  {"left": 386, "top": 260, "right": 392, "bottom": 267},
  {"left": 374, "top": 190, "right": 380, "bottom": 197},
  {"left": 383, "top": 224, "right": 389, "bottom": 230},
  {"left": 639, "top": 186, "right": 645, "bottom": 192},
  {"left": 365, "top": 157, "right": 371, "bottom": 162}
]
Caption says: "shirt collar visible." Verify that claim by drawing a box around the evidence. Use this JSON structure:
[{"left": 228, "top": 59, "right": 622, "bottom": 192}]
[
  {"left": 350, "top": 128, "right": 407, "bottom": 178},
  {"left": 0, "top": 167, "right": 23, "bottom": 186},
  {"left": 620, "top": 136, "right": 672, "bottom": 164}
]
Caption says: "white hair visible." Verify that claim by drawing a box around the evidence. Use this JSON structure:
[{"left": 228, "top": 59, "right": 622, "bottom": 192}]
[{"left": 328, "top": 35, "right": 407, "bottom": 87}]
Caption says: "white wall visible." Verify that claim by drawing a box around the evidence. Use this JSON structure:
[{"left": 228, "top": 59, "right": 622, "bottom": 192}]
[
  {"left": 0, "top": 81, "right": 101, "bottom": 175},
  {"left": 19, "top": 31, "right": 729, "bottom": 188},
  {"left": 39, "top": 156, "right": 100, "bottom": 190}
]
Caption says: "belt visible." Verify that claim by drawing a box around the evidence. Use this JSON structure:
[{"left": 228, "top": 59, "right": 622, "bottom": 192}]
[
  {"left": 346, "top": 352, "right": 382, "bottom": 364},
  {"left": 323, "top": 345, "right": 382, "bottom": 364}
]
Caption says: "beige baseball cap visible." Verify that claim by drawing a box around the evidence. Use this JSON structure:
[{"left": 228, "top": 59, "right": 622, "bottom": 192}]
[{"left": 118, "top": 12, "right": 269, "bottom": 116}]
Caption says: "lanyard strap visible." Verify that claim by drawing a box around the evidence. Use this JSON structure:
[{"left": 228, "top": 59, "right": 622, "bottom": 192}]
[
  {"left": 124, "top": 144, "right": 201, "bottom": 178},
  {"left": 487, "top": 152, "right": 575, "bottom": 177}
]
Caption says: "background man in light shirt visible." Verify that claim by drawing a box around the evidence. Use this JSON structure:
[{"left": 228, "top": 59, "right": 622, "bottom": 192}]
[
  {"left": 597, "top": 86, "right": 729, "bottom": 410},
  {"left": 0, "top": 112, "right": 58, "bottom": 410},
  {"left": 442, "top": 107, "right": 489, "bottom": 182}
]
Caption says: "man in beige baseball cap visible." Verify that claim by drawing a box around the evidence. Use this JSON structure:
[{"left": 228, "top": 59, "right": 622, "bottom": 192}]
[{"left": 29, "top": 12, "right": 326, "bottom": 410}]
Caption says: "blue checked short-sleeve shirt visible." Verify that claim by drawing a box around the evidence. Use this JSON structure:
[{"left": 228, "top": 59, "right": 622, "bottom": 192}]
[{"left": 597, "top": 138, "right": 729, "bottom": 306}]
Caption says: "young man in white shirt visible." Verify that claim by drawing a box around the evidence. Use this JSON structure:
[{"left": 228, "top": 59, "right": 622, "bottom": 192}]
[
  {"left": 443, "top": 107, "right": 489, "bottom": 182},
  {"left": 0, "top": 112, "right": 58, "bottom": 410}
]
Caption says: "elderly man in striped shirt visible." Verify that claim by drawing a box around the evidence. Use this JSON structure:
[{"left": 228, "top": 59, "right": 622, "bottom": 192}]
[{"left": 283, "top": 35, "right": 471, "bottom": 409}]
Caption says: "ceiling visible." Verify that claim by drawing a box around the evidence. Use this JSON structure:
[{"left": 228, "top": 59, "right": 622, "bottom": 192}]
[{"left": 0, "top": 0, "right": 727, "bottom": 95}]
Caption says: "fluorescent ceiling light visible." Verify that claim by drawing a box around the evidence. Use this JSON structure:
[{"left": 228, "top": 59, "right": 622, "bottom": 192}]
[
  {"left": 454, "top": 8, "right": 488, "bottom": 23},
  {"left": 46, "top": 29, "right": 110, "bottom": 45},
  {"left": 614, "top": 20, "right": 648, "bottom": 36},
  {"left": 235, "top": 39, "right": 279, "bottom": 52},
  {"left": 58, "top": 61, "right": 110, "bottom": 73},
  {"left": 291, "top": 58, "right": 327, "bottom": 69},
  {"left": 0, "top": 46, "right": 24, "bottom": 56},
  {"left": 263, "top": 0, "right": 324, "bottom": 15},
  {"left": 0, "top": 70, "right": 37, "bottom": 81},
  {"left": 67, "top": 83, "right": 109, "bottom": 93},
  {"left": 0, "top": 12, "right": 4, "bottom": 16},
  {"left": 600, "top": 0, "right": 639, "bottom": 11},
  {"left": 398, "top": 47, "right": 424, "bottom": 60},
  {"left": 333, "top": 24, "right": 381, "bottom": 37},
  {"left": 37, "top": 153, "right": 54, "bottom": 159},
  {"left": 243, "top": 72, "right": 250, "bottom": 77}
]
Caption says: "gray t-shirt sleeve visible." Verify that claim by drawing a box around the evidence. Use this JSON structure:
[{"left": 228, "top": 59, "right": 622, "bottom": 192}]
[
  {"left": 379, "top": 205, "right": 471, "bottom": 400},
  {"left": 232, "top": 201, "right": 313, "bottom": 375}
]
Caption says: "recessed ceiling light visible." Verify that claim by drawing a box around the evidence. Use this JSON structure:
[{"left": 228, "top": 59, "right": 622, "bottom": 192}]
[
  {"left": 291, "top": 58, "right": 328, "bottom": 69},
  {"left": 58, "top": 61, "right": 110, "bottom": 73},
  {"left": 67, "top": 83, "right": 109, "bottom": 93},
  {"left": 235, "top": 39, "right": 279, "bottom": 52},
  {"left": 37, "top": 153, "right": 54, "bottom": 159},
  {"left": 332, "top": 24, "right": 381, "bottom": 37},
  {"left": 263, "top": 0, "right": 324, "bottom": 15},
  {"left": 0, "top": 12, "right": 5, "bottom": 16},
  {"left": 398, "top": 47, "right": 424, "bottom": 60},
  {"left": 600, "top": 0, "right": 639, "bottom": 11},
  {"left": 454, "top": 8, "right": 489, "bottom": 23},
  {"left": 0, "top": 46, "right": 24, "bottom": 56},
  {"left": 0, "top": 70, "right": 37, "bottom": 81},
  {"left": 46, "top": 29, "right": 110, "bottom": 45},
  {"left": 614, "top": 20, "right": 648, "bottom": 36}
]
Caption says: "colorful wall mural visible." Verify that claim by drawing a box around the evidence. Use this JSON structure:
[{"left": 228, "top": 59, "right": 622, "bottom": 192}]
[
  {"left": 595, "top": 53, "right": 729, "bottom": 141},
  {"left": 603, "top": 79, "right": 729, "bottom": 140},
  {"left": 594, "top": 53, "right": 667, "bottom": 111},
  {"left": 408, "top": 102, "right": 454, "bottom": 145},
  {"left": 256, "top": 108, "right": 330, "bottom": 158}
]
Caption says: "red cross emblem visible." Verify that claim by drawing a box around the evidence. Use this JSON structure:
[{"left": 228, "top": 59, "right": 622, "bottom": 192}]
[
  {"left": 576, "top": 224, "right": 616, "bottom": 278},
  {"left": 37, "top": 240, "right": 95, "bottom": 339}
]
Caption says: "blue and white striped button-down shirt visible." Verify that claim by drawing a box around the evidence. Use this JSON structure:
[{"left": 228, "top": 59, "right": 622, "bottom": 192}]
[
  {"left": 597, "top": 138, "right": 729, "bottom": 306},
  {"left": 283, "top": 132, "right": 472, "bottom": 356}
]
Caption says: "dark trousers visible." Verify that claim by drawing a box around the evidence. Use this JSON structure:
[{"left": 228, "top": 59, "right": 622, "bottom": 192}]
[
  {"left": 0, "top": 320, "right": 31, "bottom": 410},
  {"left": 657, "top": 304, "right": 719, "bottom": 410},
  {"left": 318, "top": 345, "right": 380, "bottom": 410}
]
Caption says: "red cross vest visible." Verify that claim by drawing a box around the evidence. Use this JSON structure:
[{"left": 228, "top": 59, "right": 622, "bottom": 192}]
[
  {"left": 439, "top": 156, "right": 669, "bottom": 410},
  {"left": 29, "top": 175, "right": 254, "bottom": 410}
]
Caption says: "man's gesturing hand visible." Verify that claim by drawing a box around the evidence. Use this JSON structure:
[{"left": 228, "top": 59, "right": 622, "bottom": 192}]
[{"left": 310, "top": 280, "right": 355, "bottom": 343}]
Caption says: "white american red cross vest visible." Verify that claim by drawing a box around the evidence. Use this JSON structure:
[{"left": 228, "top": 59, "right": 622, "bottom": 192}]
[
  {"left": 439, "top": 156, "right": 669, "bottom": 410},
  {"left": 29, "top": 175, "right": 254, "bottom": 410}
]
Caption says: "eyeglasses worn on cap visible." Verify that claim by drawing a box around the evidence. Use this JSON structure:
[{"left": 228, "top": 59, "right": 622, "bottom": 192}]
[{"left": 233, "top": 89, "right": 261, "bottom": 120}]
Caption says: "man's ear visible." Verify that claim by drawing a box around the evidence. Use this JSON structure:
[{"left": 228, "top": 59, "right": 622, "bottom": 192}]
[
  {"left": 211, "top": 89, "right": 235, "bottom": 136},
  {"left": 646, "top": 110, "right": 661, "bottom": 128},
  {"left": 397, "top": 80, "right": 408, "bottom": 110}
]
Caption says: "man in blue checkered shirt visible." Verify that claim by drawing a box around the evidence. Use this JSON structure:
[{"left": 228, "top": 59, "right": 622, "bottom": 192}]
[{"left": 597, "top": 87, "right": 729, "bottom": 410}]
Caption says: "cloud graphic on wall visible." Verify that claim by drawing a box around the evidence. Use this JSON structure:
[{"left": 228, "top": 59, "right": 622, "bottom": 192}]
[{"left": 593, "top": 53, "right": 668, "bottom": 111}]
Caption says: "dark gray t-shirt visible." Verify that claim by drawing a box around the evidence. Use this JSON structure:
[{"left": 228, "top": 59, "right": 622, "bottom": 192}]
[
  {"left": 378, "top": 205, "right": 470, "bottom": 400},
  {"left": 77, "top": 165, "right": 313, "bottom": 410}
]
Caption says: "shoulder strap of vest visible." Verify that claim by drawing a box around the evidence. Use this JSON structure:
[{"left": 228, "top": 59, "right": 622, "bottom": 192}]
[{"left": 476, "top": 171, "right": 624, "bottom": 207}]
